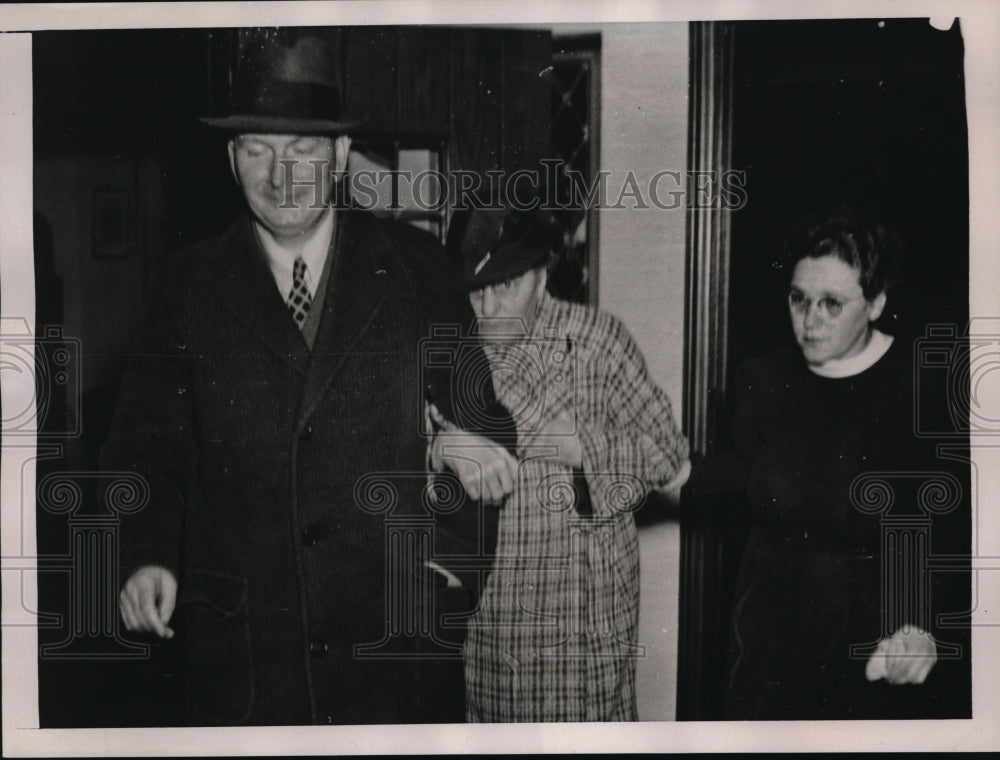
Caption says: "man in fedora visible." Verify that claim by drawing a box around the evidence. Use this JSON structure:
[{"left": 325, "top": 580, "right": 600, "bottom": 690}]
[
  {"left": 445, "top": 204, "right": 690, "bottom": 721},
  {"left": 105, "top": 33, "right": 515, "bottom": 726}
]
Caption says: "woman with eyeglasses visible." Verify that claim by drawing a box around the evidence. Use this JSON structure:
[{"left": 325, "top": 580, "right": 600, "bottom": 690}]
[{"left": 685, "top": 206, "right": 970, "bottom": 719}]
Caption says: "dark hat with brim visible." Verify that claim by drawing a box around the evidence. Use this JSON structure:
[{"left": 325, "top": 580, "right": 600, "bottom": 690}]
[
  {"left": 200, "top": 35, "right": 361, "bottom": 135},
  {"left": 448, "top": 206, "right": 563, "bottom": 291}
]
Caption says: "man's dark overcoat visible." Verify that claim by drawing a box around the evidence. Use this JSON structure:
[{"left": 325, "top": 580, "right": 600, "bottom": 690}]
[{"left": 103, "top": 210, "right": 504, "bottom": 725}]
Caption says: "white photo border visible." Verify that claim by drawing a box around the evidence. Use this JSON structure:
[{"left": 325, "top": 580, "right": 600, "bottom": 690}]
[{"left": 2, "top": 0, "right": 999, "bottom": 754}]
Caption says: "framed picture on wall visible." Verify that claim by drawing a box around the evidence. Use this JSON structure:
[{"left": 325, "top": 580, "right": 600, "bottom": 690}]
[
  {"left": 91, "top": 189, "right": 131, "bottom": 260},
  {"left": 348, "top": 135, "right": 449, "bottom": 244}
]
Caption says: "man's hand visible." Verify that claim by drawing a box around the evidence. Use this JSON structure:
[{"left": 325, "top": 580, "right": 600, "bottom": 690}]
[
  {"left": 521, "top": 412, "right": 583, "bottom": 468},
  {"left": 432, "top": 430, "right": 519, "bottom": 506},
  {"left": 865, "top": 626, "right": 938, "bottom": 685},
  {"left": 120, "top": 565, "right": 177, "bottom": 639}
]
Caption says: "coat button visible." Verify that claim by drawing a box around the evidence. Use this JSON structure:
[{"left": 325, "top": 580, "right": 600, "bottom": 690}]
[
  {"left": 309, "top": 638, "right": 328, "bottom": 656},
  {"left": 301, "top": 524, "right": 324, "bottom": 547},
  {"left": 301, "top": 424, "right": 314, "bottom": 441}
]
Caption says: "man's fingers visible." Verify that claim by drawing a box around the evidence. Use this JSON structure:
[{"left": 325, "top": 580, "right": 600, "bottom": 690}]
[
  {"left": 489, "top": 444, "right": 518, "bottom": 491},
  {"left": 884, "top": 636, "right": 906, "bottom": 683},
  {"left": 864, "top": 654, "right": 885, "bottom": 682},
  {"left": 157, "top": 574, "right": 178, "bottom": 623},
  {"left": 121, "top": 584, "right": 161, "bottom": 635},
  {"left": 903, "top": 659, "right": 925, "bottom": 684},
  {"left": 901, "top": 644, "right": 929, "bottom": 683},
  {"left": 865, "top": 638, "right": 890, "bottom": 681},
  {"left": 495, "top": 461, "right": 514, "bottom": 497},
  {"left": 447, "top": 458, "right": 477, "bottom": 501},
  {"left": 891, "top": 656, "right": 915, "bottom": 684},
  {"left": 482, "top": 493, "right": 503, "bottom": 508},
  {"left": 913, "top": 658, "right": 934, "bottom": 684},
  {"left": 460, "top": 467, "right": 481, "bottom": 502},
  {"left": 139, "top": 592, "right": 169, "bottom": 638},
  {"left": 894, "top": 656, "right": 930, "bottom": 685},
  {"left": 157, "top": 575, "right": 178, "bottom": 639},
  {"left": 121, "top": 583, "right": 148, "bottom": 632},
  {"left": 119, "top": 590, "right": 138, "bottom": 631},
  {"left": 482, "top": 453, "right": 516, "bottom": 503},
  {"left": 134, "top": 571, "right": 172, "bottom": 639},
  {"left": 120, "top": 566, "right": 179, "bottom": 638},
  {"left": 501, "top": 450, "right": 520, "bottom": 484},
  {"left": 903, "top": 630, "right": 936, "bottom": 684},
  {"left": 879, "top": 628, "right": 938, "bottom": 685},
  {"left": 485, "top": 470, "right": 508, "bottom": 504},
  {"left": 866, "top": 629, "right": 941, "bottom": 686},
  {"left": 443, "top": 438, "right": 520, "bottom": 504},
  {"left": 477, "top": 465, "right": 500, "bottom": 504}
]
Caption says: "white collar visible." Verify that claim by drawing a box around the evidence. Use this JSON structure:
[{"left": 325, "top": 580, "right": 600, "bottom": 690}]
[
  {"left": 808, "top": 329, "right": 894, "bottom": 378},
  {"left": 254, "top": 208, "right": 335, "bottom": 300}
]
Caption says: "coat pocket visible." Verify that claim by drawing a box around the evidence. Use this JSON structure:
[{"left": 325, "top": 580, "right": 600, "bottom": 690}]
[{"left": 178, "top": 569, "right": 254, "bottom": 725}]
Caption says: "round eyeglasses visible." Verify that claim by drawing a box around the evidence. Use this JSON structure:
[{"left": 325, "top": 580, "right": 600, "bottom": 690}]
[{"left": 788, "top": 290, "right": 866, "bottom": 319}]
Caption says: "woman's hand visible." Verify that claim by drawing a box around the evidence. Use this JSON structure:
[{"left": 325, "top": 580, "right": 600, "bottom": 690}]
[{"left": 865, "top": 626, "right": 937, "bottom": 684}]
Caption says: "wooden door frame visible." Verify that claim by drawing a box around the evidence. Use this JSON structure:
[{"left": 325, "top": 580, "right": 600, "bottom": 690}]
[{"left": 677, "top": 19, "right": 736, "bottom": 720}]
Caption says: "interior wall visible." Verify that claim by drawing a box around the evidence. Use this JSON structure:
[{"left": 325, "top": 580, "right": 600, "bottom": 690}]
[
  {"left": 596, "top": 23, "right": 688, "bottom": 396},
  {"left": 560, "top": 22, "right": 689, "bottom": 720},
  {"left": 34, "top": 156, "right": 160, "bottom": 395}
]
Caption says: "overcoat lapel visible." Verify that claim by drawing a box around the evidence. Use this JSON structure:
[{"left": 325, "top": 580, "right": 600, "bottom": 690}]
[
  {"left": 211, "top": 219, "right": 312, "bottom": 376},
  {"left": 296, "top": 211, "right": 395, "bottom": 428}
]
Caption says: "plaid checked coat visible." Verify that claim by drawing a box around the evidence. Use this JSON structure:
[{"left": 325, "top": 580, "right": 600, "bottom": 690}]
[{"left": 465, "top": 292, "right": 689, "bottom": 722}]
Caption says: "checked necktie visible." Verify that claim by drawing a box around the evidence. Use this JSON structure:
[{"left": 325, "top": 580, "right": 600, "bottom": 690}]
[{"left": 287, "top": 256, "right": 312, "bottom": 330}]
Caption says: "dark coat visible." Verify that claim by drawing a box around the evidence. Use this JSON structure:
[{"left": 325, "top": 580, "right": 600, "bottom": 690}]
[
  {"left": 689, "top": 340, "right": 970, "bottom": 720},
  {"left": 103, "top": 210, "right": 507, "bottom": 725}
]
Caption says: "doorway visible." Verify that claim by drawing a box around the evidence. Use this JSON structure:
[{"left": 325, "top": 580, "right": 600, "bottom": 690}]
[{"left": 678, "top": 17, "right": 969, "bottom": 719}]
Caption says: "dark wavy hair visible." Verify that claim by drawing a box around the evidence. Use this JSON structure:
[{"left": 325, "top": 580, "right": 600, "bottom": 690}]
[{"left": 782, "top": 204, "right": 904, "bottom": 301}]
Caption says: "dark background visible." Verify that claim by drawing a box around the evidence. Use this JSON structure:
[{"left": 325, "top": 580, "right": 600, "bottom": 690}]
[
  {"left": 679, "top": 17, "right": 969, "bottom": 719},
  {"left": 728, "top": 18, "right": 968, "bottom": 369},
  {"left": 34, "top": 29, "right": 218, "bottom": 728}
]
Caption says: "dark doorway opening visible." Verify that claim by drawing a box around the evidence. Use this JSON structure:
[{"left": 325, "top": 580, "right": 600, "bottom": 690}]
[
  {"left": 728, "top": 18, "right": 968, "bottom": 370},
  {"left": 678, "top": 17, "right": 969, "bottom": 720}
]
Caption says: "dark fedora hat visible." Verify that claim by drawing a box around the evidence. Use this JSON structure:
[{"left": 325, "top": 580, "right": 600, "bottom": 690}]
[
  {"left": 200, "top": 35, "right": 360, "bottom": 134},
  {"left": 448, "top": 205, "right": 564, "bottom": 291}
]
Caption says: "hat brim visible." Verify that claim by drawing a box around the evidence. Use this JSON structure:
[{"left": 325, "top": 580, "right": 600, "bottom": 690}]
[
  {"left": 199, "top": 114, "right": 361, "bottom": 134},
  {"left": 465, "top": 244, "right": 552, "bottom": 291}
]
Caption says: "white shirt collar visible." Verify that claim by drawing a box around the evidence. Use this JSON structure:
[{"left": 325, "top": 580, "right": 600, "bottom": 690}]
[
  {"left": 808, "top": 328, "right": 894, "bottom": 378},
  {"left": 253, "top": 208, "right": 335, "bottom": 300}
]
